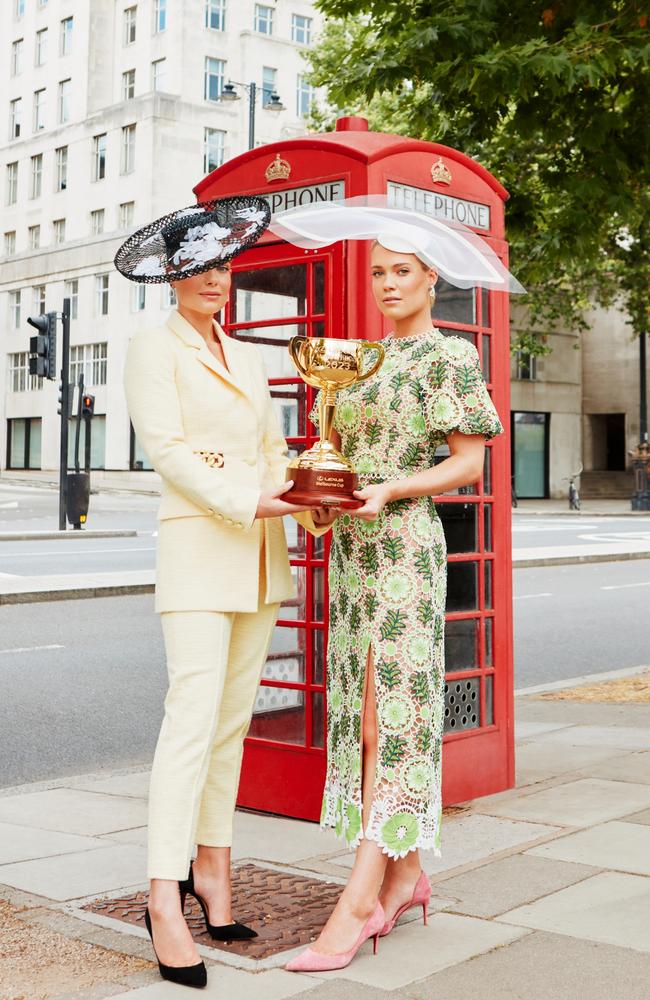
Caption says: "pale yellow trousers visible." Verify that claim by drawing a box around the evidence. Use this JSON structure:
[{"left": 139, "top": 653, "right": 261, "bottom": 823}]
[{"left": 148, "top": 557, "right": 279, "bottom": 880}]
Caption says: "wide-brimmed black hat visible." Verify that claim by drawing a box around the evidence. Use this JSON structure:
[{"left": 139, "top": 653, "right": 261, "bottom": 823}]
[{"left": 114, "top": 196, "right": 271, "bottom": 284}]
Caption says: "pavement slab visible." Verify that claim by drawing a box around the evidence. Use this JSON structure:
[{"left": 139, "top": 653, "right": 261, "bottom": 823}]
[
  {"left": 111, "top": 965, "right": 323, "bottom": 999},
  {"left": 475, "top": 777, "right": 650, "bottom": 826},
  {"left": 496, "top": 870, "right": 650, "bottom": 953},
  {"left": 296, "top": 914, "right": 528, "bottom": 990},
  {"left": 0, "top": 787, "right": 148, "bottom": 836},
  {"left": 514, "top": 721, "right": 577, "bottom": 741},
  {"left": 0, "top": 844, "right": 147, "bottom": 900},
  {"left": 393, "top": 930, "right": 650, "bottom": 1000},
  {"left": 515, "top": 698, "right": 650, "bottom": 728},
  {"left": 0, "top": 820, "right": 110, "bottom": 865},
  {"left": 623, "top": 807, "right": 650, "bottom": 825},
  {"left": 526, "top": 820, "right": 650, "bottom": 875},
  {"left": 429, "top": 853, "right": 596, "bottom": 918},
  {"left": 514, "top": 743, "right": 630, "bottom": 785},
  {"left": 576, "top": 749, "right": 650, "bottom": 784},
  {"left": 70, "top": 771, "right": 151, "bottom": 799},
  {"left": 532, "top": 724, "right": 650, "bottom": 751}
]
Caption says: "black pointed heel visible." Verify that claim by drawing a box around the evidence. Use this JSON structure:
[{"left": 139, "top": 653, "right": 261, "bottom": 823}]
[
  {"left": 144, "top": 907, "right": 207, "bottom": 988},
  {"left": 180, "top": 862, "right": 258, "bottom": 942}
]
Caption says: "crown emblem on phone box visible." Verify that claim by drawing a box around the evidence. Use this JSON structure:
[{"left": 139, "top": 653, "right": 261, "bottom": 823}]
[
  {"left": 430, "top": 157, "right": 452, "bottom": 186},
  {"left": 265, "top": 154, "right": 291, "bottom": 183}
]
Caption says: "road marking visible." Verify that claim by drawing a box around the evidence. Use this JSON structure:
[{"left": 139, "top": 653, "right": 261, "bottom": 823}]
[
  {"left": 601, "top": 581, "right": 650, "bottom": 591},
  {"left": 580, "top": 532, "right": 650, "bottom": 543},
  {"left": 0, "top": 644, "right": 64, "bottom": 655},
  {"left": 0, "top": 546, "right": 155, "bottom": 558},
  {"left": 0, "top": 501, "right": 19, "bottom": 509},
  {"left": 513, "top": 592, "right": 552, "bottom": 600}
]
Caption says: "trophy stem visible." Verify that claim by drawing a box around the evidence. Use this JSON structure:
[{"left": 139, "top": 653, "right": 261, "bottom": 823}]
[{"left": 319, "top": 387, "right": 338, "bottom": 445}]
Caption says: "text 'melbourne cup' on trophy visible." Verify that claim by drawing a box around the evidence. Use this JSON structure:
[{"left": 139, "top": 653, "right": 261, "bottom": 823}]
[{"left": 285, "top": 336, "right": 385, "bottom": 509}]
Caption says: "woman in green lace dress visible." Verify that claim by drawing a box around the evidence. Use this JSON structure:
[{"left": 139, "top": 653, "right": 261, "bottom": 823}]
[{"left": 287, "top": 241, "right": 503, "bottom": 970}]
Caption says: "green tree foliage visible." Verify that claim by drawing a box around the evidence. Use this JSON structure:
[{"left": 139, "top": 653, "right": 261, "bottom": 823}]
[{"left": 309, "top": 2, "right": 650, "bottom": 348}]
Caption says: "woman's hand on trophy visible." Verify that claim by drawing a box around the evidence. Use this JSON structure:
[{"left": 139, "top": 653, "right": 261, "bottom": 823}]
[
  {"left": 255, "top": 482, "right": 321, "bottom": 519},
  {"left": 350, "top": 483, "right": 392, "bottom": 521},
  {"left": 312, "top": 507, "right": 339, "bottom": 527}
]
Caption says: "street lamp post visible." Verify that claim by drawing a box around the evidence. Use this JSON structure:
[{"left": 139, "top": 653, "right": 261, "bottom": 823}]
[
  {"left": 220, "top": 80, "right": 285, "bottom": 150},
  {"left": 630, "top": 330, "right": 650, "bottom": 511}
]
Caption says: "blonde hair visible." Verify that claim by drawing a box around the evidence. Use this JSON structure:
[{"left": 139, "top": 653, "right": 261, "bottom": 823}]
[{"left": 370, "top": 239, "right": 429, "bottom": 272}]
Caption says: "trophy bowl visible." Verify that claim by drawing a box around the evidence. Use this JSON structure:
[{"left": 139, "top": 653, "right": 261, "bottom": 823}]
[{"left": 285, "top": 336, "right": 385, "bottom": 509}]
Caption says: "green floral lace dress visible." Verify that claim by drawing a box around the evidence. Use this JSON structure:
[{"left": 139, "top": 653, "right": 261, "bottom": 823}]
[{"left": 310, "top": 328, "right": 503, "bottom": 858}]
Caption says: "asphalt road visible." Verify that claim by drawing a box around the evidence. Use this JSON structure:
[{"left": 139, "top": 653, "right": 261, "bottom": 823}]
[{"left": 1, "top": 558, "right": 648, "bottom": 788}]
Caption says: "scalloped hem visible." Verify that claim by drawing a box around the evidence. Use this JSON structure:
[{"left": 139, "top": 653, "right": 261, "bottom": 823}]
[{"left": 319, "top": 818, "right": 442, "bottom": 861}]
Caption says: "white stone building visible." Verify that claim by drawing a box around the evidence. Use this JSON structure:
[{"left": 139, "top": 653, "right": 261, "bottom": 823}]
[{"left": 1, "top": 0, "right": 321, "bottom": 475}]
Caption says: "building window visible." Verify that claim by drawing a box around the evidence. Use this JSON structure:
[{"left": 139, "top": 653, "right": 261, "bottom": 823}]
[
  {"left": 11, "top": 39, "right": 23, "bottom": 76},
  {"left": 122, "top": 69, "right": 136, "bottom": 100},
  {"left": 90, "top": 208, "right": 105, "bottom": 235},
  {"left": 9, "top": 355, "right": 43, "bottom": 394},
  {"left": 52, "top": 218, "right": 65, "bottom": 244},
  {"left": 33, "top": 88, "right": 46, "bottom": 131},
  {"left": 95, "top": 274, "right": 109, "bottom": 315},
  {"left": 8, "top": 418, "right": 43, "bottom": 469},
  {"left": 6, "top": 162, "right": 19, "bottom": 204},
  {"left": 119, "top": 201, "right": 135, "bottom": 229},
  {"left": 5, "top": 232, "right": 17, "bottom": 256},
  {"left": 291, "top": 13, "right": 312, "bottom": 45},
  {"left": 55, "top": 145, "right": 67, "bottom": 191},
  {"left": 203, "top": 127, "right": 225, "bottom": 173},
  {"left": 58, "top": 79, "right": 71, "bottom": 123},
  {"left": 131, "top": 284, "right": 146, "bottom": 312},
  {"left": 33, "top": 285, "right": 46, "bottom": 314},
  {"left": 262, "top": 66, "right": 276, "bottom": 106},
  {"left": 123, "top": 6, "right": 137, "bottom": 45},
  {"left": 121, "top": 124, "right": 136, "bottom": 174},
  {"left": 204, "top": 57, "right": 225, "bottom": 102},
  {"left": 60, "top": 16, "right": 73, "bottom": 55},
  {"left": 63, "top": 278, "right": 78, "bottom": 319},
  {"left": 9, "top": 289, "right": 21, "bottom": 327},
  {"left": 9, "top": 98, "right": 22, "bottom": 139},
  {"left": 35, "top": 28, "right": 47, "bottom": 66},
  {"left": 30, "top": 155, "right": 43, "bottom": 199},
  {"left": 296, "top": 74, "right": 315, "bottom": 118},
  {"left": 205, "top": 0, "right": 226, "bottom": 30},
  {"left": 28, "top": 226, "right": 41, "bottom": 250},
  {"left": 152, "top": 58, "right": 166, "bottom": 91},
  {"left": 254, "top": 4, "right": 273, "bottom": 34},
  {"left": 70, "top": 343, "right": 108, "bottom": 387},
  {"left": 516, "top": 351, "right": 538, "bottom": 381},
  {"left": 38, "top": 0, "right": 48, "bottom": 8},
  {"left": 92, "top": 133, "right": 107, "bottom": 180},
  {"left": 162, "top": 285, "right": 177, "bottom": 308},
  {"left": 153, "top": 0, "right": 166, "bottom": 33},
  {"left": 92, "top": 343, "right": 108, "bottom": 385},
  {"left": 15, "top": 0, "right": 25, "bottom": 19}
]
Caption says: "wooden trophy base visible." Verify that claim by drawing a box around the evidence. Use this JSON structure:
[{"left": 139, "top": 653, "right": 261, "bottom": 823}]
[{"left": 285, "top": 466, "right": 363, "bottom": 510}]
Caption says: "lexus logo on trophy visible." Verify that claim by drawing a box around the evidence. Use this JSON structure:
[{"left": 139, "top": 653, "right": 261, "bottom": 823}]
[{"left": 285, "top": 336, "right": 385, "bottom": 509}]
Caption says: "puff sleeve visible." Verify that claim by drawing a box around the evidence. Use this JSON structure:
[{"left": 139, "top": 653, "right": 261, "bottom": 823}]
[{"left": 424, "top": 337, "right": 503, "bottom": 441}]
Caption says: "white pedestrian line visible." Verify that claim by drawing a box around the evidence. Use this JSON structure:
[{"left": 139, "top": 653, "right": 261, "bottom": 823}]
[
  {"left": 579, "top": 532, "right": 650, "bottom": 543},
  {"left": 0, "top": 546, "right": 155, "bottom": 558},
  {"left": 601, "top": 581, "right": 650, "bottom": 591},
  {"left": 513, "top": 592, "right": 553, "bottom": 600},
  {"left": 0, "top": 644, "right": 64, "bottom": 655},
  {"left": 0, "top": 501, "right": 19, "bottom": 509}
]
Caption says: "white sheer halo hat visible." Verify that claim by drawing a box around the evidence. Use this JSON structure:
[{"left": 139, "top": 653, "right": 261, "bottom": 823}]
[
  {"left": 269, "top": 195, "right": 525, "bottom": 294},
  {"left": 114, "top": 196, "right": 271, "bottom": 284}
]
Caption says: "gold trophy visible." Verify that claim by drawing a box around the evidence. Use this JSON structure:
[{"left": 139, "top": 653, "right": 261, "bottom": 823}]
[{"left": 285, "top": 336, "right": 385, "bottom": 509}]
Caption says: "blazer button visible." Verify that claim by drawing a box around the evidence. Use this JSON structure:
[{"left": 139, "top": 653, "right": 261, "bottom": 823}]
[{"left": 216, "top": 513, "right": 224, "bottom": 520}]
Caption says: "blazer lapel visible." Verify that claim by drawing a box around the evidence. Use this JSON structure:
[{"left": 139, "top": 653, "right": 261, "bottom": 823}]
[{"left": 166, "top": 310, "right": 249, "bottom": 399}]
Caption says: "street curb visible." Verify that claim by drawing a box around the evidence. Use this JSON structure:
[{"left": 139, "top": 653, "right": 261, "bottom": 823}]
[
  {"left": 515, "top": 662, "right": 650, "bottom": 696},
  {"left": 512, "top": 509, "right": 648, "bottom": 517},
  {"left": 0, "top": 529, "right": 138, "bottom": 541},
  {"left": 0, "top": 582, "right": 154, "bottom": 605},
  {"left": 513, "top": 550, "right": 650, "bottom": 568}
]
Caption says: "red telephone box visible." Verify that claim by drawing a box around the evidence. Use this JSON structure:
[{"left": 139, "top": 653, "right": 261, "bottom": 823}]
[{"left": 195, "top": 116, "right": 514, "bottom": 820}]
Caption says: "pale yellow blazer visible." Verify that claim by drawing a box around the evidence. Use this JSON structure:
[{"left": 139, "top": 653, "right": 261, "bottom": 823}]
[{"left": 124, "top": 309, "right": 323, "bottom": 613}]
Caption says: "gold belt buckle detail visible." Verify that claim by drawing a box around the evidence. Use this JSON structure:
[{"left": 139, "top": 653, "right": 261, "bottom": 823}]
[{"left": 195, "top": 450, "right": 224, "bottom": 468}]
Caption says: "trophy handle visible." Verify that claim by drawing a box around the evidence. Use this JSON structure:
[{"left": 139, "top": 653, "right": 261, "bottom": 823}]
[
  {"left": 355, "top": 342, "right": 386, "bottom": 384},
  {"left": 288, "top": 336, "right": 310, "bottom": 378}
]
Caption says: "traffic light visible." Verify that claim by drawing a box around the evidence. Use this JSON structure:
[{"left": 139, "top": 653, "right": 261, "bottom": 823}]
[
  {"left": 57, "top": 381, "right": 74, "bottom": 417},
  {"left": 27, "top": 311, "right": 57, "bottom": 380},
  {"left": 81, "top": 393, "right": 95, "bottom": 418}
]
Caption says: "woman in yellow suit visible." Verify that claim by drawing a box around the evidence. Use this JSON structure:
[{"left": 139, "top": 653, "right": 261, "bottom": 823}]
[{"left": 117, "top": 197, "right": 328, "bottom": 988}]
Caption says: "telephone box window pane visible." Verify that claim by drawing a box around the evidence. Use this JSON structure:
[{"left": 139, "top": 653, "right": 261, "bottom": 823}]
[
  {"left": 312, "top": 566, "right": 325, "bottom": 621},
  {"left": 433, "top": 277, "right": 476, "bottom": 325},
  {"left": 481, "top": 290, "right": 490, "bottom": 327},
  {"left": 280, "top": 565, "right": 305, "bottom": 622},
  {"left": 284, "top": 517, "right": 306, "bottom": 557},
  {"left": 444, "top": 618, "right": 478, "bottom": 671},
  {"left": 484, "top": 559, "right": 493, "bottom": 610},
  {"left": 485, "top": 616, "right": 493, "bottom": 666},
  {"left": 271, "top": 382, "right": 305, "bottom": 438},
  {"left": 231, "top": 264, "right": 307, "bottom": 321},
  {"left": 446, "top": 561, "right": 478, "bottom": 612},
  {"left": 484, "top": 503, "right": 493, "bottom": 551},
  {"left": 250, "top": 687, "right": 305, "bottom": 745},
  {"left": 236, "top": 325, "right": 307, "bottom": 378},
  {"left": 483, "top": 446, "right": 492, "bottom": 494},
  {"left": 263, "top": 626, "right": 305, "bottom": 684},
  {"left": 482, "top": 334, "right": 491, "bottom": 381},
  {"left": 314, "top": 260, "right": 325, "bottom": 313},
  {"left": 438, "top": 502, "right": 477, "bottom": 554},
  {"left": 312, "top": 533, "right": 326, "bottom": 560},
  {"left": 484, "top": 674, "right": 494, "bottom": 725},
  {"left": 312, "top": 692, "right": 325, "bottom": 748},
  {"left": 313, "top": 628, "right": 325, "bottom": 684}
]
